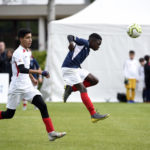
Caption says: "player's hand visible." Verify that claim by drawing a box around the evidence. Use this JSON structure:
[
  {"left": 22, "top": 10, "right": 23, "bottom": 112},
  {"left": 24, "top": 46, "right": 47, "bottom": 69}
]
[
  {"left": 42, "top": 71, "right": 50, "bottom": 78},
  {"left": 124, "top": 78, "right": 129, "bottom": 85},
  {"left": 32, "top": 79, "right": 38, "bottom": 86},
  {"left": 68, "top": 42, "right": 74, "bottom": 51}
]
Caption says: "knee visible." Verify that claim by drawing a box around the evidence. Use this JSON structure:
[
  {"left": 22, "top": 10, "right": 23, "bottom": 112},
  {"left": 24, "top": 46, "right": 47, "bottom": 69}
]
[
  {"left": 39, "top": 102, "right": 47, "bottom": 112},
  {"left": 92, "top": 78, "right": 99, "bottom": 86},
  {"left": 94, "top": 78, "right": 99, "bottom": 85},
  {"left": 7, "top": 113, "right": 15, "bottom": 119},
  {"left": 80, "top": 86, "right": 87, "bottom": 93}
]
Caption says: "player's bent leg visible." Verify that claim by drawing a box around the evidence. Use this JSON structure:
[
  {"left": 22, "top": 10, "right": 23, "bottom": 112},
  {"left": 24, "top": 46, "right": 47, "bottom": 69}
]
[
  {"left": 84, "top": 73, "right": 99, "bottom": 86},
  {"left": 0, "top": 108, "right": 16, "bottom": 119},
  {"left": 32, "top": 95, "right": 66, "bottom": 141},
  {"left": 74, "top": 83, "right": 96, "bottom": 115},
  {"left": 74, "top": 83, "right": 109, "bottom": 123},
  {"left": 63, "top": 73, "right": 99, "bottom": 103},
  {"left": 71, "top": 73, "right": 99, "bottom": 92}
]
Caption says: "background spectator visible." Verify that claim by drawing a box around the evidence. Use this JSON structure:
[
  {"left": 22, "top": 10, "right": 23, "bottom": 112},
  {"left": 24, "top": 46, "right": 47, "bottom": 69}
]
[
  {"left": 144, "top": 55, "right": 150, "bottom": 102},
  {"left": 123, "top": 50, "right": 139, "bottom": 103},
  {"left": 0, "top": 41, "right": 6, "bottom": 73},
  {"left": 138, "top": 58, "right": 146, "bottom": 102},
  {"left": 4, "top": 49, "right": 13, "bottom": 83}
]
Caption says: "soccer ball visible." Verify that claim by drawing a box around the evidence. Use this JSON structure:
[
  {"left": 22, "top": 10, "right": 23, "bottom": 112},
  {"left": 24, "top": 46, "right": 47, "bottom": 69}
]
[{"left": 127, "top": 23, "right": 142, "bottom": 38}]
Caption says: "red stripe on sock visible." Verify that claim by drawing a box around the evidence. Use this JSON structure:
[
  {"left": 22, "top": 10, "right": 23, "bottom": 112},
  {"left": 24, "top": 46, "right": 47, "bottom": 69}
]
[
  {"left": 72, "top": 80, "right": 91, "bottom": 92},
  {"left": 43, "top": 118, "right": 54, "bottom": 133},
  {"left": 0, "top": 111, "right": 2, "bottom": 119},
  {"left": 81, "top": 92, "right": 96, "bottom": 115}
]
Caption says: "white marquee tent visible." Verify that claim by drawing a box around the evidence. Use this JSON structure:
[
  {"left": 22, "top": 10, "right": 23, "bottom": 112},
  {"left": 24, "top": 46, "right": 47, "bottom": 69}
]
[{"left": 41, "top": 0, "right": 150, "bottom": 102}]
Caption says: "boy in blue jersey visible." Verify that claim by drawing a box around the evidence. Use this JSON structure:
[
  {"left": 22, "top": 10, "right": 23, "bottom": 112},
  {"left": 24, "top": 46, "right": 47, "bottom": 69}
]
[{"left": 62, "top": 33, "right": 109, "bottom": 123}]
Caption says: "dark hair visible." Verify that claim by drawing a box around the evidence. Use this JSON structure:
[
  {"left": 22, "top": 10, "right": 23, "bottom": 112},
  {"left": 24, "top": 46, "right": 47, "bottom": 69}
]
[
  {"left": 144, "top": 55, "right": 150, "bottom": 62},
  {"left": 129, "top": 50, "right": 135, "bottom": 54},
  {"left": 89, "top": 33, "right": 102, "bottom": 41},
  {"left": 18, "top": 28, "right": 32, "bottom": 38},
  {"left": 139, "top": 58, "right": 144, "bottom": 62}
]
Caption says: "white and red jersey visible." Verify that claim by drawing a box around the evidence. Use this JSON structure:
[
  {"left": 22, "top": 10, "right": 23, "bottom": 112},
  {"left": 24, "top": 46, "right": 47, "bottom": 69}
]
[{"left": 9, "top": 45, "right": 33, "bottom": 93}]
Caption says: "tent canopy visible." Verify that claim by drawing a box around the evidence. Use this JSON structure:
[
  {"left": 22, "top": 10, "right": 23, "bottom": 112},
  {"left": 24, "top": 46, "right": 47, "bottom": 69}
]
[{"left": 53, "top": 0, "right": 150, "bottom": 25}]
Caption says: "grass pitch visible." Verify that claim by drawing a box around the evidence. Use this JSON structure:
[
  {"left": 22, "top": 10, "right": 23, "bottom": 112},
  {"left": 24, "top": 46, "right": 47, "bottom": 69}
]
[{"left": 0, "top": 102, "right": 150, "bottom": 150}]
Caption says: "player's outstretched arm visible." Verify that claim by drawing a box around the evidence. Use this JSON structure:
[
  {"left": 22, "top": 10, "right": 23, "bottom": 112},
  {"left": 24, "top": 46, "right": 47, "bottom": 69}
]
[
  {"left": 29, "top": 69, "right": 50, "bottom": 78},
  {"left": 29, "top": 73, "right": 38, "bottom": 85},
  {"left": 18, "top": 64, "right": 50, "bottom": 78}
]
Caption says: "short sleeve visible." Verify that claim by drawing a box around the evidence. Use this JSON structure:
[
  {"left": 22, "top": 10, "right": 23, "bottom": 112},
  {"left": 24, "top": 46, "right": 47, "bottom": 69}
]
[{"left": 13, "top": 51, "right": 24, "bottom": 66}]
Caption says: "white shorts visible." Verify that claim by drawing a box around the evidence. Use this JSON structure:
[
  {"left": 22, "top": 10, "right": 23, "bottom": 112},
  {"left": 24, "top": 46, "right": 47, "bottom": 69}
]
[
  {"left": 62, "top": 67, "right": 89, "bottom": 86},
  {"left": 7, "top": 87, "right": 41, "bottom": 110}
]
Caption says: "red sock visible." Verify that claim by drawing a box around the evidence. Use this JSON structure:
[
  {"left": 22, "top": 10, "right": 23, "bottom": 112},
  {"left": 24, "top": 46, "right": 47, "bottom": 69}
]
[
  {"left": 0, "top": 111, "right": 2, "bottom": 119},
  {"left": 81, "top": 92, "right": 96, "bottom": 115},
  {"left": 23, "top": 100, "right": 27, "bottom": 107},
  {"left": 43, "top": 118, "right": 54, "bottom": 133},
  {"left": 23, "top": 103, "right": 27, "bottom": 107},
  {"left": 72, "top": 80, "right": 91, "bottom": 91}
]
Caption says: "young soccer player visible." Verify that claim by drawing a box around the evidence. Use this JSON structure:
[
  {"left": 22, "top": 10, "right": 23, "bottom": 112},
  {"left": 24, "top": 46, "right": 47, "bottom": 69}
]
[
  {"left": 62, "top": 33, "right": 109, "bottom": 123},
  {"left": 123, "top": 50, "right": 139, "bottom": 103},
  {"left": 0, "top": 28, "right": 66, "bottom": 141}
]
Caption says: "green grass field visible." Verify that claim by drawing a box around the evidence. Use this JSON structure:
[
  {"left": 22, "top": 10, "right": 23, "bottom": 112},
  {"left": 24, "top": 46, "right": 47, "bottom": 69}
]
[{"left": 0, "top": 102, "right": 150, "bottom": 150}]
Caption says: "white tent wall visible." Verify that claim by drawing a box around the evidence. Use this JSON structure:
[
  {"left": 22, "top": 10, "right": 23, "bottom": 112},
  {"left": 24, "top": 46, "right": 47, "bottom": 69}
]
[{"left": 41, "top": 0, "right": 150, "bottom": 102}]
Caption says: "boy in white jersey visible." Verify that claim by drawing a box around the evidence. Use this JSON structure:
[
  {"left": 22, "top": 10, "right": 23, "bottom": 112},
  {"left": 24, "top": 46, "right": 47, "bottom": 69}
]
[
  {"left": 0, "top": 28, "right": 66, "bottom": 141},
  {"left": 123, "top": 50, "right": 139, "bottom": 103}
]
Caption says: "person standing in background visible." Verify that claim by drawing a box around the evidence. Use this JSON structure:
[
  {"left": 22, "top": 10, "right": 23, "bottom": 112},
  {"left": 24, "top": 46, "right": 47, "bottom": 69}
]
[
  {"left": 144, "top": 55, "right": 150, "bottom": 102},
  {"left": 0, "top": 41, "right": 6, "bottom": 73},
  {"left": 123, "top": 50, "right": 139, "bottom": 103},
  {"left": 138, "top": 58, "right": 146, "bottom": 102},
  {"left": 4, "top": 49, "right": 13, "bottom": 83}
]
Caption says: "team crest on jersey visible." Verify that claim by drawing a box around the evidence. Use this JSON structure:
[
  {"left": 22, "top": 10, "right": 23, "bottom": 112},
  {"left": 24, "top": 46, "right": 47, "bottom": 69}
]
[{"left": 23, "top": 49, "right": 26, "bottom": 53}]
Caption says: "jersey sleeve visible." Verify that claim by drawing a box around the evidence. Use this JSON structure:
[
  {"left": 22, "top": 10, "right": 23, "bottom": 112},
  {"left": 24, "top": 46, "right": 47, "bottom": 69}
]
[
  {"left": 74, "top": 37, "right": 89, "bottom": 47},
  {"left": 13, "top": 51, "right": 24, "bottom": 66}
]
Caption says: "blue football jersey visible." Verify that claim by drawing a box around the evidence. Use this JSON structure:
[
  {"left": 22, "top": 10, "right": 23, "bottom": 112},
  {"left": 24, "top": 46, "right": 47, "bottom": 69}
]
[
  {"left": 62, "top": 37, "right": 90, "bottom": 68},
  {"left": 30, "top": 57, "right": 40, "bottom": 79}
]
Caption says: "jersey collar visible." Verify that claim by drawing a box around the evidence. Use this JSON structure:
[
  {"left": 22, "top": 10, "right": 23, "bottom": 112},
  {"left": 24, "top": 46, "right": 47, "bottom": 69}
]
[{"left": 19, "top": 45, "right": 29, "bottom": 52}]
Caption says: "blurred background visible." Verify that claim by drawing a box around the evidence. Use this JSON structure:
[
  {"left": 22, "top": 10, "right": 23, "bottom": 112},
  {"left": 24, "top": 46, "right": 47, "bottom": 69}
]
[{"left": 0, "top": 0, "right": 93, "bottom": 50}]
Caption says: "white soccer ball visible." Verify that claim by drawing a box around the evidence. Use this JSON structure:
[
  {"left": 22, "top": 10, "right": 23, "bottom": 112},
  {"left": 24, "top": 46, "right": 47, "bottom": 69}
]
[{"left": 127, "top": 23, "right": 142, "bottom": 38}]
